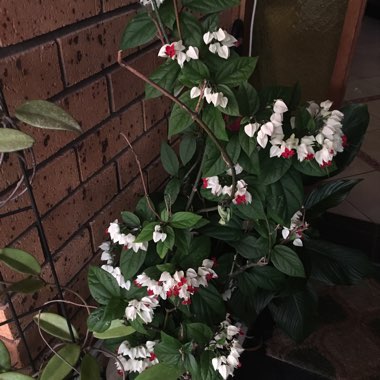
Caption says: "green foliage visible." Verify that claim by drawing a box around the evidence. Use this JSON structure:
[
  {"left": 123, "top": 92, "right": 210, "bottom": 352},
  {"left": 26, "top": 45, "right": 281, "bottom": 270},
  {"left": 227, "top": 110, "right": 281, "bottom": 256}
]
[
  {"left": 120, "top": 12, "right": 156, "bottom": 50},
  {"left": 88, "top": 266, "right": 121, "bottom": 304},
  {"left": 179, "top": 60, "right": 210, "bottom": 88},
  {"left": 92, "top": 320, "right": 135, "bottom": 339},
  {"left": 161, "top": 142, "right": 180, "bottom": 176},
  {"left": 0, "top": 248, "right": 41, "bottom": 275},
  {"left": 136, "top": 364, "right": 183, "bottom": 380},
  {"left": 0, "top": 341, "right": 11, "bottom": 372},
  {"left": 120, "top": 248, "right": 147, "bottom": 280},
  {"left": 179, "top": 135, "right": 197, "bottom": 166},
  {"left": 80, "top": 354, "right": 101, "bottom": 380},
  {"left": 171, "top": 212, "right": 202, "bottom": 229},
  {"left": 0, "top": 373, "right": 34, "bottom": 379},
  {"left": 202, "top": 106, "right": 228, "bottom": 141},
  {"left": 33, "top": 312, "right": 79, "bottom": 342},
  {"left": 15, "top": 100, "right": 81, "bottom": 132},
  {"left": 236, "top": 82, "right": 260, "bottom": 117},
  {"left": 271, "top": 245, "right": 305, "bottom": 278},
  {"left": 0, "top": 129, "right": 34, "bottom": 153},
  {"left": 121, "top": 212, "right": 141, "bottom": 228},
  {"left": 5, "top": 277, "right": 45, "bottom": 294},
  {"left": 180, "top": 13, "right": 203, "bottom": 46},
  {"left": 214, "top": 57, "right": 258, "bottom": 87}
]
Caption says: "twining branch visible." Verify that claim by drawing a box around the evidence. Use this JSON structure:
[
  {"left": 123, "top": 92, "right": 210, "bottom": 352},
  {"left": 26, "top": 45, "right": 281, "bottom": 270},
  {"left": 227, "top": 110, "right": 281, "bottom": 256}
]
[
  {"left": 229, "top": 257, "right": 268, "bottom": 277},
  {"left": 172, "top": 0, "right": 182, "bottom": 41},
  {"left": 117, "top": 51, "right": 237, "bottom": 199},
  {"left": 152, "top": 0, "right": 169, "bottom": 44}
]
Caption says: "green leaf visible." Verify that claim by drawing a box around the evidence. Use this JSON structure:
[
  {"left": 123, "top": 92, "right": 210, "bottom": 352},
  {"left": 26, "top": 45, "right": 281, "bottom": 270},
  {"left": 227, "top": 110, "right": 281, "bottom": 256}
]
[
  {"left": 161, "top": 142, "right": 179, "bottom": 176},
  {"left": 215, "top": 57, "right": 258, "bottom": 87},
  {"left": 87, "top": 307, "right": 111, "bottom": 333},
  {"left": 168, "top": 91, "right": 197, "bottom": 137},
  {"left": 239, "top": 126, "right": 257, "bottom": 157},
  {"left": 259, "top": 154, "right": 292, "bottom": 185},
  {"left": 134, "top": 222, "right": 156, "bottom": 243},
  {"left": 295, "top": 107, "right": 317, "bottom": 134},
  {"left": 180, "top": 236, "right": 211, "bottom": 268},
  {"left": 271, "top": 245, "right": 305, "bottom": 278},
  {"left": 293, "top": 159, "right": 337, "bottom": 177},
  {"left": 202, "top": 14, "right": 219, "bottom": 32},
  {"left": 304, "top": 239, "right": 372, "bottom": 285},
  {"left": 191, "top": 284, "right": 225, "bottom": 324},
  {"left": 180, "top": 135, "right": 197, "bottom": 166},
  {"left": 0, "top": 248, "right": 40, "bottom": 275},
  {"left": 0, "top": 374, "right": 34, "bottom": 380},
  {"left": 102, "top": 297, "right": 127, "bottom": 326},
  {"left": 88, "top": 266, "right": 121, "bottom": 305},
  {"left": 179, "top": 60, "right": 210, "bottom": 88},
  {"left": 0, "top": 341, "right": 10, "bottom": 371},
  {"left": 179, "top": 13, "right": 203, "bottom": 46},
  {"left": 238, "top": 150, "right": 260, "bottom": 175},
  {"left": 15, "top": 100, "right": 81, "bottom": 132},
  {"left": 269, "top": 287, "right": 317, "bottom": 342},
  {"left": 80, "top": 353, "right": 101, "bottom": 380},
  {"left": 5, "top": 277, "right": 45, "bottom": 294},
  {"left": 93, "top": 320, "right": 135, "bottom": 339},
  {"left": 200, "top": 223, "right": 243, "bottom": 241},
  {"left": 202, "top": 137, "right": 227, "bottom": 177},
  {"left": 136, "top": 364, "right": 183, "bottom": 380},
  {"left": 135, "top": 197, "right": 157, "bottom": 222},
  {"left": 228, "top": 235, "right": 263, "bottom": 260},
  {"left": 146, "top": 60, "right": 181, "bottom": 99},
  {"left": 236, "top": 82, "right": 260, "bottom": 116},
  {"left": 120, "top": 248, "right": 147, "bottom": 280},
  {"left": 121, "top": 211, "right": 141, "bottom": 228},
  {"left": 226, "top": 134, "right": 241, "bottom": 162},
  {"left": 171, "top": 212, "right": 202, "bottom": 229},
  {"left": 246, "top": 266, "right": 286, "bottom": 291},
  {"left": 185, "top": 323, "right": 213, "bottom": 345},
  {"left": 40, "top": 344, "right": 80, "bottom": 380},
  {"left": 182, "top": 0, "right": 240, "bottom": 13},
  {"left": 304, "top": 178, "right": 361, "bottom": 219},
  {"left": 0, "top": 129, "right": 34, "bottom": 153},
  {"left": 33, "top": 312, "right": 79, "bottom": 342},
  {"left": 158, "top": 1, "right": 176, "bottom": 29},
  {"left": 203, "top": 107, "right": 228, "bottom": 141},
  {"left": 155, "top": 332, "right": 183, "bottom": 368},
  {"left": 164, "top": 178, "right": 181, "bottom": 206},
  {"left": 216, "top": 85, "right": 240, "bottom": 116},
  {"left": 120, "top": 12, "right": 156, "bottom": 50}
]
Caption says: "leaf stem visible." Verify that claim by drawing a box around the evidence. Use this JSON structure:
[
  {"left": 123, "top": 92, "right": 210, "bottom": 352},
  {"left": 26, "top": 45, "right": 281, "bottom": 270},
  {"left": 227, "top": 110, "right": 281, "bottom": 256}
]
[
  {"left": 117, "top": 51, "right": 237, "bottom": 199},
  {"left": 229, "top": 257, "right": 268, "bottom": 277},
  {"left": 152, "top": 0, "right": 170, "bottom": 44},
  {"left": 185, "top": 149, "right": 206, "bottom": 211},
  {"left": 172, "top": 0, "right": 182, "bottom": 41}
]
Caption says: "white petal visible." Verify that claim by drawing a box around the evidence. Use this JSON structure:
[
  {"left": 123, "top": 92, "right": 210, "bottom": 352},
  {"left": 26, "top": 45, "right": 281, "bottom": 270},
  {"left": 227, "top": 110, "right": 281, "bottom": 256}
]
[
  {"left": 257, "top": 130, "right": 268, "bottom": 149},
  {"left": 158, "top": 44, "right": 168, "bottom": 57},
  {"left": 186, "top": 46, "right": 199, "bottom": 60},
  {"left": 320, "top": 100, "right": 333, "bottom": 110},
  {"left": 282, "top": 228, "right": 290, "bottom": 239},
  {"left": 190, "top": 87, "right": 201, "bottom": 99},
  {"left": 244, "top": 122, "right": 259, "bottom": 137},
  {"left": 176, "top": 51, "right": 187, "bottom": 68},
  {"left": 203, "top": 31, "right": 214, "bottom": 45},
  {"left": 217, "top": 44, "right": 230, "bottom": 59},
  {"left": 261, "top": 122, "right": 274, "bottom": 136},
  {"left": 293, "top": 238, "right": 303, "bottom": 247},
  {"left": 273, "top": 99, "right": 288, "bottom": 114}
]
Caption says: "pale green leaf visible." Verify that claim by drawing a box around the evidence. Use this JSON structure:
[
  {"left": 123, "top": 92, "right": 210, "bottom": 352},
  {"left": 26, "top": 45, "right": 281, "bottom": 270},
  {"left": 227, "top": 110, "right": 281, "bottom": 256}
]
[
  {"left": 0, "top": 248, "right": 40, "bottom": 275},
  {"left": 0, "top": 129, "right": 34, "bottom": 153},
  {"left": 93, "top": 320, "right": 135, "bottom": 339}
]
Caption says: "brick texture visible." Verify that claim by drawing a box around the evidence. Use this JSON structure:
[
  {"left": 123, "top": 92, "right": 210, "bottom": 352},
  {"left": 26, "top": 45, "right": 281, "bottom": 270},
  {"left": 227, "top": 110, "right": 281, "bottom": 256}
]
[
  {"left": 58, "top": 11, "right": 135, "bottom": 86},
  {"left": 0, "top": 0, "right": 239, "bottom": 367},
  {"left": 0, "top": 42, "right": 63, "bottom": 113},
  {"left": 0, "top": 0, "right": 101, "bottom": 47}
]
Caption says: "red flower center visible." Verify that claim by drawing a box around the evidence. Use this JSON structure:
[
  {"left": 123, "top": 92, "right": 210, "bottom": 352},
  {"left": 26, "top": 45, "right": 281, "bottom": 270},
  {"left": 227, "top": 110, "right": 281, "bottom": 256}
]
[
  {"left": 342, "top": 134, "right": 348, "bottom": 148},
  {"left": 202, "top": 178, "right": 208, "bottom": 189},
  {"left": 147, "top": 289, "right": 154, "bottom": 296},
  {"left": 149, "top": 352, "right": 157, "bottom": 362},
  {"left": 182, "top": 299, "right": 192, "bottom": 305},
  {"left": 320, "top": 160, "right": 332, "bottom": 168},
  {"left": 235, "top": 194, "right": 247, "bottom": 205},
  {"left": 281, "top": 148, "right": 295, "bottom": 159},
  {"left": 165, "top": 44, "right": 176, "bottom": 58},
  {"left": 305, "top": 153, "right": 315, "bottom": 160}
]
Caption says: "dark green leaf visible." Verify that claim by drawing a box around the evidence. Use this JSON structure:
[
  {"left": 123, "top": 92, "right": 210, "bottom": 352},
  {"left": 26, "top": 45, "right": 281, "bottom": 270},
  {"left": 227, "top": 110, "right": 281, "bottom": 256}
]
[
  {"left": 0, "top": 340, "right": 10, "bottom": 371},
  {"left": 0, "top": 248, "right": 40, "bottom": 275},
  {"left": 0, "top": 373, "right": 34, "bottom": 379},
  {"left": 200, "top": 223, "right": 242, "bottom": 241},
  {"left": 121, "top": 211, "right": 141, "bottom": 227},
  {"left": 239, "top": 125, "right": 257, "bottom": 156},
  {"left": 228, "top": 235, "right": 263, "bottom": 259},
  {"left": 238, "top": 150, "right": 260, "bottom": 175},
  {"left": 171, "top": 212, "right": 202, "bottom": 229},
  {"left": 236, "top": 82, "right": 260, "bottom": 116},
  {"left": 271, "top": 245, "right": 305, "bottom": 278},
  {"left": 180, "top": 12, "right": 203, "bottom": 46},
  {"left": 202, "top": 106, "right": 228, "bottom": 141},
  {"left": 202, "top": 14, "right": 219, "bottom": 32},
  {"left": 295, "top": 107, "right": 317, "bottom": 134},
  {"left": 0, "top": 129, "right": 34, "bottom": 153},
  {"left": 155, "top": 332, "right": 183, "bottom": 368},
  {"left": 5, "top": 277, "right": 45, "bottom": 294},
  {"left": 202, "top": 137, "right": 227, "bottom": 177},
  {"left": 120, "top": 248, "right": 146, "bottom": 280},
  {"left": 15, "top": 100, "right": 81, "bottom": 132},
  {"left": 180, "top": 236, "right": 211, "bottom": 268},
  {"left": 80, "top": 354, "right": 101, "bottom": 380},
  {"left": 217, "top": 84, "right": 240, "bottom": 116},
  {"left": 259, "top": 154, "right": 292, "bottom": 185},
  {"left": 40, "top": 344, "right": 80, "bottom": 380},
  {"left": 185, "top": 323, "right": 213, "bottom": 345},
  {"left": 179, "top": 135, "right": 197, "bottom": 166},
  {"left": 269, "top": 287, "right": 317, "bottom": 342},
  {"left": 136, "top": 364, "right": 183, "bottom": 380},
  {"left": 87, "top": 307, "right": 111, "bottom": 333},
  {"left": 146, "top": 60, "right": 181, "bottom": 99},
  {"left": 179, "top": 60, "right": 210, "bottom": 87},
  {"left": 33, "top": 312, "right": 79, "bottom": 342},
  {"left": 158, "top": 1, "right": 176, "bottom": 29},
  {"left": 226, "top": 134, "right": 240, "bottom": 162},
  {"left": 135, "top": 197, "right": 157, "bottom": 222},
  {"left": 305, "top": 179, "right": 361, "bottom": 219},
  {"left": 182, "top": 0, "right": 240, "bottom": 14},
  {"left": 164, "top": 178, "right": 181, "bottom": 206},
  {"left": 247, "top": 266, "right": 286, "bottom": 291},
  {"left": 135, "top": 222, "right": 156, "bottom": 243},
  {"left": 215, "top": 57, "right": 258, "bottom": 87},
  {"left": 88, "top": 266, "right": 121, "bottom": 305},
  {"left": 161, "top": 141, "right": 179, "bottom": 176},
  {"left": 120, "top": 12, "right": 156, "bottom": 50},
  {"left": 293, "top": 159, "right": 337, "bottom": 177}
]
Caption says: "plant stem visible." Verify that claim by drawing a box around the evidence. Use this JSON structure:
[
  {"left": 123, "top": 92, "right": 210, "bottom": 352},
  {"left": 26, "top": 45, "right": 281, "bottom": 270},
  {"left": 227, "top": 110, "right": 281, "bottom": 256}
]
[
  {"left": 152, "top": 0, "right": 170, "bottom": 44},
  {"left": 117, "top": 51, "right": 237, "bottom": 198},
  {"left": 172, "top": 0, "right": 182, "bottom": 40},
  {"left": 197, "top": 206, "right": 219, "bottom": 213},
  {"left": 185, "top": 149, "right": 206, "bottom": 211},
  {"left": 229, "top": 257, "right": 268, "bottom": 277}
]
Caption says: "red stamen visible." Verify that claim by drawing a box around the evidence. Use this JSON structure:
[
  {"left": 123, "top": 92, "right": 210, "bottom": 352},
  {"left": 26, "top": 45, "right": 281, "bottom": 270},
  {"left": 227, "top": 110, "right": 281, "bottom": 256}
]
[
  {"left": 149, "top": 352, "right": 157, "bottom": 361},
  {"left": 202, "top": 178, "right": 208, "bottom": 189},
  {"left": 165, "top": 44, "right": 176, "bottom": 58},
  {"left": 235, "top": 194, "right": 247, "bottom": 205},
  {"left": 147, "top": 289, "right": 154, "bottom": 296},
  {"left": 182, "top": 299, "right": 192, "bottom": 305},
  {"left": 320, "top": 160, "right": 332, "bottom": 168},
  {"left": 305, "top": 153, "right": 314, "bottom": 160},
  {"left": 281, "top": 148, "right": 295, "bottom": 159},
  {"left": 342, "top": 135, "right": 348, "bottom": 148},
  {"left": 117, "top": 370, "right": 124, "bottom": 376}
]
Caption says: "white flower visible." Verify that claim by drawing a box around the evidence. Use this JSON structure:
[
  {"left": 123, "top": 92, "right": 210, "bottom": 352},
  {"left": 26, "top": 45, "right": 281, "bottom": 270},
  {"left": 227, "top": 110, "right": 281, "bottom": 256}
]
[
  {"left": 186, "top": 46, "right": 199, "bottom": 60},
  {"left": 257, "top": 129, "right": 269, "bottom": 149},
  {"left": 244, "top": 122, "right": 260, "bottom": 138},
  {"left": 226, "top": 163, "right": 243, "bottom": 176},
  {"left": 273, "top": 99, "right": 288, "bottom": 114},
  {"left": 232, "top": 180, "right": 252, "bottom": 205},
  {"left": 203, "top": 176, "right": 222, "bottom": 196},
  {"left": 203, "top": 28, "right": 237, "bottom": 59},
  {"left": 190, "top": 86, "right": 201, "bottom": 99},
  {"left": 101, "top": 265, "right": 131, "bottom": 290},
  {"left": 158, "top": 40, "right": 194, "bottom": 68},
  {"left": 140, "top": 0, "right": 165, "bottom": 7},
  {"left": 99, "top": 241, "right": 113, "bottom": 264},
  {"left": 320, "top": 100, "right": 333, "bottom": 111},
  {"left": 152, "top": 225, "right": 167, "bottom": 243},
  {"left": 125, "top": 296, "right": 159, "bottom": 324}
]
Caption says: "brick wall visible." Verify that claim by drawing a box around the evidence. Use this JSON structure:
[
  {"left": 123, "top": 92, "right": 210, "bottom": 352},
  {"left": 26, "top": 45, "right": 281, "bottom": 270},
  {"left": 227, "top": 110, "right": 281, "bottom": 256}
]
[{"left": 0, "top": 0, "right": 240, "bottom": 368}]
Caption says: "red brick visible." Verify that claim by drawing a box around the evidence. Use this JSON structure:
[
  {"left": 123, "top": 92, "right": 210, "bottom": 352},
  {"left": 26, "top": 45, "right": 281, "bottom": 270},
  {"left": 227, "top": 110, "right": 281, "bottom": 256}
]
[
  {"left": 89, "top": 177, "right": 144, "bottom": 248},
  {"left": 0, "top": 227, "right": 44, "bottom": 283},
  {"left": 0, "top": 193, "right": 34, "bottom": 249},
  {"left": 58, "top": 77, "right": 110, "bottom": 132},
  {"left": 135, "top": 119, "right": 167, "bottom": 168},
  {"left": 143, "top": 96, "right": 172, "bottom": 130},
  {"left": 146, "top": 157, "right": 169, "bottom": 193},
  {"left": 77, "top": 101, "right": 143, "bottom": 180},
  {"left": 108, "top": 48, "right": 160, "bottom": 112},
  {"left": 103, "top": 0, "right": 135, "bottom": 12},
  {"left": 117, "top": 149, "right": 140, "bottom": 189},
  {"left": 32, "top": 150, "right": 81, "bottom": 215},
  {"left": 0, "top": 42, "right": 63, "bottom": 113},
  {"left": 0, "top": 0, "right": 101, "bottom": 47},
  {"left": 42, "top": 164, "right": 118, "bottom": 252},
  {"left": 0, "top": 154, "right": 22, "bottom": 191},
  {"left": 58, "top": 11, "right": 135, "bottom": 86}
]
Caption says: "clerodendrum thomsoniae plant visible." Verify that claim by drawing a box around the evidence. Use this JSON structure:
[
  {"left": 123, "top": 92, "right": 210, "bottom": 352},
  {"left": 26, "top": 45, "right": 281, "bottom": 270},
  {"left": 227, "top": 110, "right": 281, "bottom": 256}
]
[{"left": 0, "top": 0, "right": 373, "bottom": 379}]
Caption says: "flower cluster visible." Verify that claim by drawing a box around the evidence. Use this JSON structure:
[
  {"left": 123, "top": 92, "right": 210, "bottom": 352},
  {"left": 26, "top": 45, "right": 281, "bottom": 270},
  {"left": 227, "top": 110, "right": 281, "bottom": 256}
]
[
  {"left": 99, "top": 241, "right": 113, "bottom": 264},
  {"left": 190, "top": 86, "right": 228, "bottom": 108},
  {"left": 203, "top": 28, "right": 237, "bottom": 59},
  {"left": 107, "top": 220, "right": 148, "bottom": 252},
  {"left": 281, "top": 210, "right": 309, "bottom": 247},
  {"left": 207, "top": 317, "right": 244, "bottom": 380},
  {"left": 139, "top": 0, "right": 165, "bottom": 8},
  {"left": 125, "top": 296, "right": 160, "bottom": 324},
  {"left": 158, "top": 40, "right": 199, "bottom": 68},
  {"left": 202, "top": 177, "right": 252, "bottom": 205},
  {"left": 135, "top": 259, "right": 218, "bottom": 305},
  {"left": 116, "top": 340, "right": 158, "bottom": 374},
  {"left": 101, "top": 265, "right": 131, "bottom": 290},
  {"left": 153, "top": 225, "right": 167, "bottom": 243},
  {"left": 244, "top": 99, "right": 347, "bottom": 168}
]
